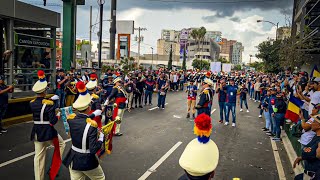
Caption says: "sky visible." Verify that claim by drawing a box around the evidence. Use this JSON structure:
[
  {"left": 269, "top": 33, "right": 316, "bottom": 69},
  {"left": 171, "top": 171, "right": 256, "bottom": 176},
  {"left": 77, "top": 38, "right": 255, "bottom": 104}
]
[{"left": 22, "top": 0, "right": 294, "bottom": 63}]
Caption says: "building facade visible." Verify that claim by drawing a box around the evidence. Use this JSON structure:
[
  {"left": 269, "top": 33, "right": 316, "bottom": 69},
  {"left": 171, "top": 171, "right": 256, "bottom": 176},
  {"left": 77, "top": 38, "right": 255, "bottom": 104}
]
[
  {"left": 276, "top": 27, "right": 291, "bottom": 40},
  {"left": 230, "top": 42, "right": 244, "bottom": 65},
  {"left": 157, "top": 39, "right": 180, "bottom": 56}
]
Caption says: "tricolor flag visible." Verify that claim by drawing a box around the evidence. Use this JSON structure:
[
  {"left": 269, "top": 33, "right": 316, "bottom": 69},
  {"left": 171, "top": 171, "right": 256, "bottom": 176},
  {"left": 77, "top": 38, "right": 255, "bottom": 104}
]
[
  {"left": 285, "top": 95, "right": 304, "bottom": 123},
  {"left": 310, "top": 65, "right": 320, "bottom": 78}
]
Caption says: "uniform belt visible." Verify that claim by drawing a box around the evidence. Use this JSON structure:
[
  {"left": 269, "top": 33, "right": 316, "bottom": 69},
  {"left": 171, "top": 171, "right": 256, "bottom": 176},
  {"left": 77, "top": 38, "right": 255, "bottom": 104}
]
[
  {"left": 34, "top": 121, "right": 50, "bottom": 125},
  {"left": 71, "top": 145, "right": 91, "bottom": 154},
  {"left": 304, "top": 170, "right": 315, "bottom": 177}
]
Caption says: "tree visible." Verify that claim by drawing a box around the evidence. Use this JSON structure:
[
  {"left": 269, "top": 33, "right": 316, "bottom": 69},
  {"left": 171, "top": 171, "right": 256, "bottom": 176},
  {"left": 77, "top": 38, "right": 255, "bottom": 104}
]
[
  {"left": 217, "top": 57, "right": 229, "bottom": 63},
  {"left": 192, "top": 59, "right": 210, "bottom": 70},
  {"left": 256, "top": 40, "right": 282, "bottom": 73},
  {"left": 233, "top": 64, "right": 242, "bottom": 71},
  {"left": 182, "top": 46, "right": 187, "bottom": 70},
  {"left": 191, "top": 29, "right": 200, "bottom": 52},
  {"left": 248, "top": 61, "right": 264, "bottom": 72},
  {"left": 168, "top": 44, "right": 173, "bottom": 70}
]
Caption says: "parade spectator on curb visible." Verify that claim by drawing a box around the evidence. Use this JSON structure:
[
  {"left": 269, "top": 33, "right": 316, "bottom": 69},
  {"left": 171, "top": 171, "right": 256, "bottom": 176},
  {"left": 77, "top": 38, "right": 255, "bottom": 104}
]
[
  {"left": 262, "top": 88, "right": 272, "bottom": 133},
  {"left": 293, "top": 114, "right": 320, "bottom": 180},
  {"left": 124, "top": 75, "right": 135, "bottom": 111},
  {"left": 145, "top": 74, "right": 156, "bottom": 105},
  {"left": 254, "top": 79, "right": 261, "bottom": 102},
  {"left": 156, "top": 73, "right": 169, "bottom": 109},
  {"left": 216, "top": 79, "right": 227, "bottom": 124},
  {"left": 239, "top": 83, "right": 249, "bottom": 113},
  {"left": 300, "top": 104, "right": 319, "bottom": 150},
  {"left": 134, "top": 73, "right": 145, "bottom": 108},
  {"left": 271, "top": 93, "right": 287, "bottom": 141},
  {"left": 0, "top": 75, "right": 13, "bottom": 134},
  {"left": 56, "top": 69, "right": 68, "bottom": 108}
]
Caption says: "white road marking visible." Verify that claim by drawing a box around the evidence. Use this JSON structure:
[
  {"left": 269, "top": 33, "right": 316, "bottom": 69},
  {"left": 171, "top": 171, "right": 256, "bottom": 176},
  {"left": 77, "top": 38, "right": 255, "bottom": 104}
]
[
  {"left": 0, "top": 138, "right": 71, "bottom": 168},
  {"left": 270, "top": 139, "right": 286, "bottom": 180},
  {"left": 148, "top": 103, "right": 168, "bottom": 111},
  {"left": 138, "top": 141, "right": 182, "bottom": 180},
  {"left": 173, "top": 115, "right": 181, "bottom": 119},
  {"left": 211, "top": 109, "right": 216, "bottom": 114}
]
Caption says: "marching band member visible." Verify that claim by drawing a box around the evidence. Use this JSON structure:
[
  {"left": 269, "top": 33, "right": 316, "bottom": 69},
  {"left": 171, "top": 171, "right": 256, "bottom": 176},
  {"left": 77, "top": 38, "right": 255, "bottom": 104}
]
[
  {"left": 63, "top": 81, "right": 105, "bottom": 180},
  {"left": 196, "top": 78, "right": 214, "bottom": 116},
  {"left": 30, "top": 70, "right": 65, "bottom": 180},
  {"left": 86, "top": 74, "right": 103, "bottom": 128},
  {"left": 186, "top": 79, "right": 198, "bottom": 119},
  {"left": 65, "top": 73, "right": 77, "bottom": 107},
  {"left": 104, "top": 77, "right": 128, "bottom": 136}
]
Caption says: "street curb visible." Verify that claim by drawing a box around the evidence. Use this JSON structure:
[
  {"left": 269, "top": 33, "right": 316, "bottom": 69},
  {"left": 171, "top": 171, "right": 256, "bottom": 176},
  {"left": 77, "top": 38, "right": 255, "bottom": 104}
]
[
  {"left": 281, "top": 130, "right": 304, "bottom": 175},
  {"left": 3, "top": 114, "right": 33, "bottom": 127}
]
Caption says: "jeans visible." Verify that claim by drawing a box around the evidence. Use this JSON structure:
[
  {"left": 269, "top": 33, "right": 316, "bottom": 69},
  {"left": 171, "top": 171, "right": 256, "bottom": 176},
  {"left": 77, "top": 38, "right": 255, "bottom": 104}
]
[
  {"left": 0, "top": 104, "right": 8, "bottom": 128},
  {"left": 55, "top": 89, "right": 65, "bottom": 108},
  {"left": 240, "top": 98, "right": 248, "bottom": 109},
  {"left": 218, "top": 102, "right": 226, "bottom": 121},
  {"left": 145, "top": 90, "right": 153, "bottom": 104},
  {"left": 255, "top": 91, "right": 261, "bottom": 101},
  {"left": 264, "top": 111, "right": 271, "bottom": 130},
  {"left": 172, "top": 82, "right": 178, "bottom": 91},
  {"left": 250, "top": 89, "right": 254, "bottom": 99},
  {"left": 274, "top": 113, "right": 285, "bottom": 138},
  {"left": 157, "top": 93, "right": 166, "bottom": 108},
  {"left": 197, "top": 108, "right": 210, "bottom": 116},
  {"left": 226, "top": 102, "right": 236, "bottom": 123},
  {"left": 179, "top": 81, "right": 185, "bottom": 91},
  {"left": 271, "top": 115, "right": 276, "bottom": 135},
  {"left": 134, "top": 93, "right": 142, "bottom": 106}
]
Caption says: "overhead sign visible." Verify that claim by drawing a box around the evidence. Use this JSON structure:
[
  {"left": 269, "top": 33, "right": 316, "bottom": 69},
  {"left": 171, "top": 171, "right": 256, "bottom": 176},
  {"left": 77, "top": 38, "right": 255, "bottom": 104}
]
[{"left": 15, "top": 33, "right": 53, "bottom": 49}]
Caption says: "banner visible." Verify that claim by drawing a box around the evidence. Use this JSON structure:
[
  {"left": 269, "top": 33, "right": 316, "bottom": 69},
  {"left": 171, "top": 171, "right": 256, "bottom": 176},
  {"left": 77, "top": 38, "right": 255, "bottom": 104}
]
[
  {"left": 222, "top": 63, "right": 232, "bottom": 72},
  {"left": 210, "top": 62, "right": 221, "bottom": 73},
  {"left": 15, "top": 33, "right": 53, "bottom": 48}
]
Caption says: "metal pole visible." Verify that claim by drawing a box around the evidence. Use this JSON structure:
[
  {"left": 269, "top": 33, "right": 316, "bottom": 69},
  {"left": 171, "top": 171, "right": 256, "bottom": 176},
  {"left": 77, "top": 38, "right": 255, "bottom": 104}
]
[
  {"left": 109, "top": 0, "right": 117, "bottom": 61},
  {"left": 89, "top": 5, "right": 92, "bottom": 67},
  {"left": 276, "top": 22, "right": 279, "bottom": 40},
  {"left": 151, "top": 47, "right": 153, "bottom": 70},
  {"left": 98, "top": 2, "right": 103, "bottom": 69},
  {"left": 138, "top": 27, "right": 141, "bottom": 66}
]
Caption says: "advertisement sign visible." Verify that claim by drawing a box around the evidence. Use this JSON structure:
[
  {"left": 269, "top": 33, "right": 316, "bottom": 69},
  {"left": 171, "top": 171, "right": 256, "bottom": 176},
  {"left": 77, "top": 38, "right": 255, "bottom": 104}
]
[
  {"left": 15, "top": 33, "right": 53, "bottom": 48},
  {"left": 222, "top": 63, "right": 232, "bottom": 72},
  {"left": 210, "top": 62, "right": 221, "bottom": 73}
]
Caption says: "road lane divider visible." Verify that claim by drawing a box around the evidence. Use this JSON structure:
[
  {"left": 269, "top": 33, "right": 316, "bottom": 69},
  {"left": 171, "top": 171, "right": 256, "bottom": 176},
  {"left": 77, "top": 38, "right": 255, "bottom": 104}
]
[
  {"left": 211, "top": 109, "right": 216, "bottom": 115},
  {"left": 270, "top": 139, "right": 286, "bottom": 180},
  {"left": 138, "top": 141, "right": 183, "bottom": 180},
  {"left": 0, "top": 138, "right": 71, "bottom": 168},
  {"left": 148, "top": 103, "right": 168, "bottom": 111}
]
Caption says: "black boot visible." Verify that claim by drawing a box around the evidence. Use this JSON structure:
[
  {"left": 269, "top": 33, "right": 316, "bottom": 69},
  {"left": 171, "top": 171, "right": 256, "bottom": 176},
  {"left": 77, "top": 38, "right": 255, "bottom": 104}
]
[
  {"left": 186, "top": 113, "right": 190, "bottom": 118},
  {"left": 192, "top": 114, "right": 195, "bottom": 119}
]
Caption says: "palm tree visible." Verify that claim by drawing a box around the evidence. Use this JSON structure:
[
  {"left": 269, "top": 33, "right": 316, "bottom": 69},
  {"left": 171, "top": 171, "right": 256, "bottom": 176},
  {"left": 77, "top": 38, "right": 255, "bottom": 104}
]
[
  {"left": 198, "top": 27, "right": 207, "bottom": 61},
  {"left": 191, "top": 29, "right": 200, "bottom": 54}
]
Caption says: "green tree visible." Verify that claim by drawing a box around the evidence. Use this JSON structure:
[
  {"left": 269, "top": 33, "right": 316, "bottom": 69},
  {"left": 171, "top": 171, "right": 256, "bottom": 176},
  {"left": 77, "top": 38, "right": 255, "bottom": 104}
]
[
  {"left": 217, "top": 57, "right": 229, "bottom": 63},
  {"left": 256, "top": 40, "right": 282, "bottom": 73},
  {"left": 248, "top": 61, "right": 264, "bottom": 72},
  {"left": 168, "top": 45, "right": 173, "bottom": 70},
  {"left": 192, "top": 59, "right": 210, "bottom": 70},
  {"left": 233, "top": 64, "right": 242, "bottom": 71}
]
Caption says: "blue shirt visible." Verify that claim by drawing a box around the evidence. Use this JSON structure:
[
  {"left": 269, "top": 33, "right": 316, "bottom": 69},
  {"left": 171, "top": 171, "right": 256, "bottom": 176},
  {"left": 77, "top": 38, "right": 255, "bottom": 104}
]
[
  {"left": 0, "top": 84, "right": 8, "bottom": 104},
  {"left": 217, "top": 86, "right": 227, "bottom": 102},
  {"left": 186, "top": 85, "right": 197, "bottom": 98},
  {"left": 226, "top": 85, "right": 238, "bottom": 103},
  {"left": 145, "top": 79, "right": 156, "bottom": 91},
  {"left": 157, "top": 78, "right": 167, "bottom": 91}
]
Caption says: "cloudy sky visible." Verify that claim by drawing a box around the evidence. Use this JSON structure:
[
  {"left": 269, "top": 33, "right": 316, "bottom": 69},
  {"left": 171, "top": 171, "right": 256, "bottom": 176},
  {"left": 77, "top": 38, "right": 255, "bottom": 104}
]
[{"left": 23, "top": 0, "right": 293, "bottom": 63}]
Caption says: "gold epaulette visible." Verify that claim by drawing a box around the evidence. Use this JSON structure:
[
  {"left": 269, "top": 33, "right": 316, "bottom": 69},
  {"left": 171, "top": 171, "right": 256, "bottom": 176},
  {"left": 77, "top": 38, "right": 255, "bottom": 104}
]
[
  {"left": 30, "top": 98, "right": 36, "bottom": 103},
  {"left": 86, "top": 118, "right": 98, "bottom": 128},
  {"left": 70, "top": 81, "right": 76, "bottom": 85},
  {"left": 203, "top": 89, "right": 209, "bottom": 94},
  {"left": 91, "top": 94, "right": 99, "bottom": 99},
  {"left": 67, "top": 113, "right": 76, "bottom": 120},
  {"left": 42, "top": 99, "right": 54, "bottom": 105}
]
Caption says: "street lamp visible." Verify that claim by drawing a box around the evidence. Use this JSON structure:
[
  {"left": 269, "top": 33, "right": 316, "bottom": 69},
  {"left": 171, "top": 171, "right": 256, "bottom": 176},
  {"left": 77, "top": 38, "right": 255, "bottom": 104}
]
[
  {"left": 249, "top": 54, "right": 253, "bottom": 64},
  {"left": 151, "top": 47, "right": 154, "bottom": 70},
  {"left": 257, "top": 20, "right": 279, "bottom": 40},
  {"left": 98, "top": 0, "right": 105, "bottom": 69}
]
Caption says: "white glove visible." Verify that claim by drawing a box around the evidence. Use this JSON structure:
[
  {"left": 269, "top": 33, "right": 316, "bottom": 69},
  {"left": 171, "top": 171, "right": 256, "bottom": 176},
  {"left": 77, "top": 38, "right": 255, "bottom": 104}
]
[
  {"left": 125, "top": 100, "right": 128, "bottom": 104},
  {"left": 93, "top": 110, "right": 102, "bottom": 117},
  {"left": 98, "top": 132, "right": 104, "bottom": 142},
  {"left": 104, "top": 99, "right": 109, "bottom": 106},
  {"left": 51, "top": 95, "right": 59, "bottom": 100}
]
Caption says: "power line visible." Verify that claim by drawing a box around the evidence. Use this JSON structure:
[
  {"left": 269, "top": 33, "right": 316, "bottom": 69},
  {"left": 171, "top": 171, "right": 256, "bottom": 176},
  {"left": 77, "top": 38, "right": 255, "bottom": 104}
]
[{"left": 147, "top": 0, "right": 276, "bottom": 3}]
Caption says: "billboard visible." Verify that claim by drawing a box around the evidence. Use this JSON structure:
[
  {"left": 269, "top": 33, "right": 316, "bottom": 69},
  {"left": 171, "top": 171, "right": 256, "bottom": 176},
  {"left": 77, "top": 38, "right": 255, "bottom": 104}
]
[
  {"left": 222, "top": 63, "right": 232, "bottom": 72},
  {"left": 116, "top": 20, "right": 134, "bottom": 34},
  {"left": 210, "top": 62, "right": 221, "bottom": 73}
]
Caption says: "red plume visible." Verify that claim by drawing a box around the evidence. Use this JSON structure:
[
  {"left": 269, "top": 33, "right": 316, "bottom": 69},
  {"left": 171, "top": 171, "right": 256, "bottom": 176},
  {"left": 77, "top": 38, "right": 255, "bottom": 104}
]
[
  {"left": 38, "top": 70, "right": 45, "bottom": 77},
  {"left": 194, "top": 113, "right": 212, "bottom": 131},
  {"left": 76, "top": 81, "right": 86, "bottom": 90},
  {"left": 90, "top": 73, "right": 97, "bottom": 79}
]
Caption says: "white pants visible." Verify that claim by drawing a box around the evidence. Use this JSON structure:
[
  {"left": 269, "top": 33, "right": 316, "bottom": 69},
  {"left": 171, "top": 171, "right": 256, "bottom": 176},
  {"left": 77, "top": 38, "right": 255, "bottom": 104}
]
[
  {"left": 34, "top": 134, "right": 65, "bottom": 180},
  {"left": 69, "top": 164, "right": 105, "bottom": 180},
  {"left": 115, "top": 108, "right": 125, "bottom": 133}
]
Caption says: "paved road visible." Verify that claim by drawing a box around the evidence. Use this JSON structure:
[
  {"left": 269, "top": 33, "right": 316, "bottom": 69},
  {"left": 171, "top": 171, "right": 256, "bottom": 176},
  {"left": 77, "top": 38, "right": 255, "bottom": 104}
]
[{"left": 0, "top": 91, "right": 295, "bottom": 180}]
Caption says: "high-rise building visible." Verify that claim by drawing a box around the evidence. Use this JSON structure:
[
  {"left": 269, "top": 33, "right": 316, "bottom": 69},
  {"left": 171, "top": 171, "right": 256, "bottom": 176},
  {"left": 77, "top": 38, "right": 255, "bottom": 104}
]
[
  {"left": 161, "top": 29, "right": 180, "bottom": 42},
  {"left": 157, "top": 39, "right": 180, "bottom": 56},
  {"left": 231, "top": 42, "right": 244, "bottom": 65},
  {"left": 220, "top": 38, "right": 237, "bottom": 59}
]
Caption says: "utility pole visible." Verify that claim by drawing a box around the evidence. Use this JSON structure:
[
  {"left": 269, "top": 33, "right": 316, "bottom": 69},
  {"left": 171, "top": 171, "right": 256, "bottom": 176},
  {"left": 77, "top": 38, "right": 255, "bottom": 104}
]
[
  {"left": 249, "top": 54, "right": 253, "bottom": 64},
  {"left": 151, "top": 47, "right": 154, "bottom": 70},
  {"left": 134, "top": 27, "right": 147, "bottom": 66},
  {"left": 98, "top": 0, "right": 105, "bottom": 69},
  {"left": 89, "top": 6, "right": 92, "bottom": 68},
  {"left": 109, "top": 0, "right": 117, "bottom": 61}
]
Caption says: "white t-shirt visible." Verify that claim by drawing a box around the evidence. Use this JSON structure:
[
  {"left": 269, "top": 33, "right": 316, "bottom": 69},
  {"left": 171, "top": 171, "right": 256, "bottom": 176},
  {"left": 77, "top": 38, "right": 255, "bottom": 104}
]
[
  {"left": 173, "top": 75, "right": 178, "bottom": 83},
  {"left": 300, "top": 118, "right": 316, "bottom": 145},
  {"left": 309, "top": 90, "right": 320, "bottom": 115}
]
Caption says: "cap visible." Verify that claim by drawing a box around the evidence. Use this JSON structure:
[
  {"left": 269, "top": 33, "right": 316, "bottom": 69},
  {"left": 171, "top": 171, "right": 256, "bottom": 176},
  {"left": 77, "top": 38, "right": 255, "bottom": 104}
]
[
  {"left": 86, "top": 74, "right": 98, "bottom": 90},
  {"left": 73, "top": 82, "right": 91, "bottom": 111},
  {"left": 32, "top": 70, "right": 48, "bottom": 94},
  {"left": 203, "top": 78, "right": 214, "bottom": 86},
  {"left": 113, "top": 77, "right": 122, "bottom": 84},
  {"left": 57, "top": 68, "right": 64, "bottom": 73},
  {"left": 179, "top": 114, "right": 219, "bottom": 177}
]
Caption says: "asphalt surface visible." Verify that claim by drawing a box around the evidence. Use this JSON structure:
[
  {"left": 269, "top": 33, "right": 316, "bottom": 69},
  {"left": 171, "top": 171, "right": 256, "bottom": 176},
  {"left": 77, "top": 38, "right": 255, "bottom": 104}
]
[{"left": 0, "top": 91, "right": 295, "bottom": 180}]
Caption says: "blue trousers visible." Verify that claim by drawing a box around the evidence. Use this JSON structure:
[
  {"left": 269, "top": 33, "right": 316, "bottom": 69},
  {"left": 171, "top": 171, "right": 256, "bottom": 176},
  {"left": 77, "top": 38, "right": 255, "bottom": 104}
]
[
  {"left": 145, "top": 90, "right": 153, "bottom": 104},
  {"left": 274, "top": 113, "right": 285, "bottom": 138},
  {"left": 226, "top": 102, "right": 236, "bottom": 123},
  {"left": 179, "top": 81, "right": 184, "bottom": 90},
  {"left": 55, "top": 89, "right": 65, "bottom": 108},
  {"left": 197, "top": 108, "right": 210, "bottom": 116},
  {"left": 264, "top": 111, "right": 272, "bottom": 130},
  {"left": 218, "top": 102, "right": 226, "bottom": 121},
  {"left": 240, "top": 98, "right": 248, "bottom": 109},
  {"left": 157, "top": 93, "right": 166, "bottom": 108}
]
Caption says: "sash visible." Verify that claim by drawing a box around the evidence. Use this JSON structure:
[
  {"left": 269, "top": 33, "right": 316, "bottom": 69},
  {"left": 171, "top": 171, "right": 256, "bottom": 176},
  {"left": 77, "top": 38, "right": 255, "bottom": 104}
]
[
  {"left": 59, "top": 106, "right": 73, "bottom": 135},
  {"left": 112, "top": 97, "right": 127, "bottom": 120},
  {"left": 49, "top": 137, "right": 61, "bottom": 180},
  {"left": 89, "top": 110, "right": 102, "bottom": 129},
  {"left": 97, "top": 121, "right": 115, "bottom": 158}
]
